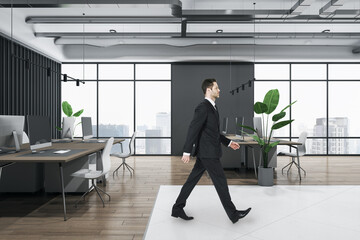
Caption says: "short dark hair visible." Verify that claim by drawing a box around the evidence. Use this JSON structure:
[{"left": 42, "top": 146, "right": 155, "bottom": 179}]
[{"left": 201, "top": 78, "right": 217, "bottom": 94}]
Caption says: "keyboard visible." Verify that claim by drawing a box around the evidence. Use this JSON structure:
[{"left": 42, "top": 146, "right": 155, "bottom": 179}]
[{"left": 53, "top": 149, "right": 71, "bottom": 154}]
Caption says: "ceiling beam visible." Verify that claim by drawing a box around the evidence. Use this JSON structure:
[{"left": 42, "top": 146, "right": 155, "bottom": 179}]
[
  {"left": 26, "top": 16, "right": 181, "bottom": 24},
  {"left": 1, "top": 0, "right": 182, "bottom": 18},
  {"left": 35, "top": 32, "right": 360, "bottom": 39},
  {"left": 289, "top": 0, "right": 316, "bottom": 15},
  {"left": 319, "top": 0, "right": 345, "bottom": 16}
]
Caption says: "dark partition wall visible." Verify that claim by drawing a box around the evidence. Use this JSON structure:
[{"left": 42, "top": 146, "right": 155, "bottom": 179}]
[
  {"left": 171, "top": 62, "right": 254, "bottom": 168},
  {"left": 0, "top": 34, "right": 61, "bottom": 138}
]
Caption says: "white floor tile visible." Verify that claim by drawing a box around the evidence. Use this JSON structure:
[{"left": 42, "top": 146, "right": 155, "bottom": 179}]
[{"left": 144, "top": 185, "right": 360, "bottom": 240}]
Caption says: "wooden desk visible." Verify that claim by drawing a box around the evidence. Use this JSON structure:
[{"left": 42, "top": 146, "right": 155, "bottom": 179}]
[
  {"left": 226, "top": 135, "right": 301, "bottom": 175},
  {"left": 0, "top": 139, "right": 124, "bottom": 221},
  {"left": 226, "top": 135, "right": 301, "bottom": 146}
]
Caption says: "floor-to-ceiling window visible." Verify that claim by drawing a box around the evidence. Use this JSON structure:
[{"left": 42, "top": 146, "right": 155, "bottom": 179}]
[
  {"left": 255, "top": 63, "right": 360, "bottom": 155},
  {"left": 61, "top": 63, "right": 171, "bottom": 155}
]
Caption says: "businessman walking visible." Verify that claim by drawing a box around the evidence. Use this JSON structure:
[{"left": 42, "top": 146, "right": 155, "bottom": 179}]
[{"left": 171, "top": 78, "right": 251, "bottom": 224}]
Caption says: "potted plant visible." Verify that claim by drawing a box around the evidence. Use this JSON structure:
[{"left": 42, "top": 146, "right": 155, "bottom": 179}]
[
  {"left": 241, "top": 89, "right": 296, "bottom": 186},
  {"left": 56, "top": 101, "right": 84, "bottom": 139}
]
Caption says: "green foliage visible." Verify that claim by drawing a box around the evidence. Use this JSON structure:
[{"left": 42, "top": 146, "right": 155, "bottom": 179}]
[
  {"left": 254, "top": 102, "right": 268, "bottom": 114},
  {"left": 263, "top": 89, "right": 279, "bottom": 114},
  {"left": 61, "top": 101, "right": 83, "bottom": 118},
  {"left": 73, "top": 109, "right": 84, "bottom": 117},
  {"left": 239, "top": 89, "right": 296, "bottom": 168},
  {"left": 62, "top": 101, "right": 73, "bottom": 117},
  {"left": 56, "top": 101, "right": 84, "bottom": 132}
]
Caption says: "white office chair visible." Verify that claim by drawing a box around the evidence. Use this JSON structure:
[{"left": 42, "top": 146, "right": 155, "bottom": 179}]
[
  {"left": 71, "top": 137, "right": 114, "bottom": 207},
  {"left": 111, "top": 132, "right": 137, "bottom": 176},
  {"left": 280, "top": 132, "right": 308, "bottom": 180}
]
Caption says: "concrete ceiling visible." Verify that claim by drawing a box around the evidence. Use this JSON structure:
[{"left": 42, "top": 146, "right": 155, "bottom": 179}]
[{"left": 1, "top": 0, "right": 360, "bottom": 62}]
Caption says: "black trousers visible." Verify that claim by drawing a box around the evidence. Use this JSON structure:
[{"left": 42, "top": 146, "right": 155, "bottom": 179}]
[{"left": 173, "top": 157, "right": 237, "bottom": 220}]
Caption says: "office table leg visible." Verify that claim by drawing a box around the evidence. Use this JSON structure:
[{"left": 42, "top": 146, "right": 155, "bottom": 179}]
[
  {"left": 0, "top": 162, "right": 15, "bottom": 180},
  {"left": 59, "top": 163, "right": 67, "bottom": 221}
]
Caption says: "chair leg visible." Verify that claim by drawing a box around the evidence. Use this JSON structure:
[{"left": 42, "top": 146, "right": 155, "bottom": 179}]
[
  {"left": 124, "top": 164, "right": 132, "bottom": 175},
  {"left": 113, "top": 162, "right": 125, "bottom": 176},
  {"left": 282, "top": 158, "right": 294, "bottom": 174},
  {"left": 74, "top": 185, "right": 94, "bottom": 208},
  {"left": 251, "top": 147, "right": 257, "bottom": 178},
  {"left": 114, "top": 158, "right": 134, "bottom": 176},
  {"left": 93, "top": 184, "right": 105, "bottom": 207},
  {"left": 96, "top": 185, "right": 111, "bottom": 202}
]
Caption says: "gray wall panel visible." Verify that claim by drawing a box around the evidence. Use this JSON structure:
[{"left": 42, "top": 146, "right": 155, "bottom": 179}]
[
  {"left": 0, "top": 34, "right": 61, "bottom": 138},
  {"left": 171, "top": 63, "right": 254, "bottom": 168},
  {"left": 0, "top": 35, "right": 61, "bottom": 192}
]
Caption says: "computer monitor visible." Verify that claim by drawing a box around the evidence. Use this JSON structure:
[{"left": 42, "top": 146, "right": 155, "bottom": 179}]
[
  {"left": 61, "top": 117, "right": 75, "bottom": 139},
  {"left": 81, "top": 117, "right": 93, "bottom": 140},
  {"left": 253, "top": 117, "right": 263, "bottom": 138},
  {"left": 222, "top": 117, "right": 228, "bottom": 134},
  {"left": 235, "top": 116, "right": 244, "bottom": 137},
  {"left": 27, "top": 115, "right": 52, "bottom": 151},
  {"left": 0, "top": 115, "right": 24, "bottom": 152}
]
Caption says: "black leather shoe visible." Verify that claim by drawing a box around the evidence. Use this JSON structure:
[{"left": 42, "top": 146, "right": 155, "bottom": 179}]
[
  {"left": 171, "top": 209, "right": 194, "bottom": 220},
  {"left": 231, "top": 208, "right": 251, "bottom": 224}
]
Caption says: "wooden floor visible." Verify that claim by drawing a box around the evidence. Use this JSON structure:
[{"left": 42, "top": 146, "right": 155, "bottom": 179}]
[{"left": 0, "top": 156, "right": 360, "bottom": 239}]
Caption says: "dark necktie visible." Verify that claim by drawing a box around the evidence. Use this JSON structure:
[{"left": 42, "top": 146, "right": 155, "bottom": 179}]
[{"left": 214, "top": 105, "right": 219, "bottom": 120}]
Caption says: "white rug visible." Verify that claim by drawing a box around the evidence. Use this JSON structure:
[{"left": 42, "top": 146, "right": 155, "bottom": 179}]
[{"left": 144, "top": 185, "right": 360, "bottom": 240}]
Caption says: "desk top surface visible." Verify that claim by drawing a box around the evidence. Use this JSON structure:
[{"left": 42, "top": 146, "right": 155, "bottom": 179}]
[
  {"left": 0, "top": 139, "right": 124, "bottom": 163},
  {"left": 226, "top": 135, "right": 301, "bottom": 145}
]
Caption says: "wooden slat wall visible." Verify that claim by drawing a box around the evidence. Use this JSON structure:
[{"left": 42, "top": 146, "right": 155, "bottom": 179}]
[{"left": 0, "top": 35, "right": 61, "bottom": 138}]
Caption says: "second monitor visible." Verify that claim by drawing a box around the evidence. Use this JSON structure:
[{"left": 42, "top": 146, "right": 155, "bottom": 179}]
[
  {"left": 81, "top": 117, "right": 93, "bottom": 140},
  {"left": 27, "top": 115, "right": 52, "bottom": 152}
]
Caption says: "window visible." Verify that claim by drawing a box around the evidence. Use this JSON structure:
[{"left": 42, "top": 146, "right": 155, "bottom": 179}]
[
  {"left": 98, "top": 64, "right": 134, "bottom": 80},
  {"left": 62, "top": 63, "right": 171, "bottom": 154},
  {"left": 135, "top": 64, "right": 171, "bottom": 80},
  {"left": 291, "top": 82, "right": 326, "bottom": 137},
  {"left": 255, "top": 64, "right": 289, "bottom": 80},
  {"left": 98, "top": 82, "right": 134, "bottom": 137},
  {"left": 62, "top": 64, "right": 97, "bottom": 80},
  {"left": 329, "top": 82, "right": 360, "bottom": 137},
  {"left": 255, "top": 63, "right": 360, "bottom": 155},
  {"left": 291, "top": 64, "right": 326, "bottom": 80},
  {"left": 136, "top": 82, "right": 171, "bottom": 137}
]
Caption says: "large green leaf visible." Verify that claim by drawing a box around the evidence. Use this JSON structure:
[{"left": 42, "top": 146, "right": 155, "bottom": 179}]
[
  {"left": 254, "top": 102, "right": 268, "bottom": 114},
  {"left": 62, "top": 101, "right": 73, "bottom": 117},
  {"left": 272, "top": 120, "right": 294, "bottom": 130},
  {"left": 280, "top": 100, "right": 297, "bottom": 113},
  {"left": 252, "top": 135, "right": 264, "bottom": 145},
  {"left": 263, "top": 89, "right": 279, "bottom": 114},
  {"left": 55, "top": 126, "right": 62, "bottom": 131},
  {"left": 239, "top": 124, "right": 256, "bottom": 133},
  {"left": 73, "top": 109, "right": 84, "bottom": 117},
  {"left": 272, "top": 112, "right": 286, "bottom": 122}
]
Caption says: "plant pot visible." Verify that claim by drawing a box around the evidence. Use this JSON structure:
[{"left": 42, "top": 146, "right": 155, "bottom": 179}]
[
  {"left": 61, "top": 117, "right": 75, "bottom": 139},
  {"left": 258, "top": 167, "right": 274, "bottom": 186}
]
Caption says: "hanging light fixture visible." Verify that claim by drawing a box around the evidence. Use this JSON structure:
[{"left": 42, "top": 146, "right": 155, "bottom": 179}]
[{"left": 229, "top": 2, "right": 257, "bottom": 95}]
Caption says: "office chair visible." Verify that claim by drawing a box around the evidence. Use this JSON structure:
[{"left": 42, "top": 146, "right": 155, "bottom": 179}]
[
  {"left": 71, "top": 137, "right": 114, "bottom": 207},
  {"left": 111, "top": 132, "right": 137, "bottom": 176},
  {"left": 280, "top": 132, "right": 308, "bottom": 180}
]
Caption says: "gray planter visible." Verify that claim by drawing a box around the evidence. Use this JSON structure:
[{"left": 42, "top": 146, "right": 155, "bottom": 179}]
[{"left": 258, "top": 167, "right": 274, "bottom": 186}]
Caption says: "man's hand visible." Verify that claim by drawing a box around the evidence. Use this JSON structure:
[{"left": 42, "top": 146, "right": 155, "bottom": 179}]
[
  {"left": 230, "top": 141, "right": 240, "bottom": 150},
  {"left": 182, "top": 155, "right": 191, "bottom": 163}
]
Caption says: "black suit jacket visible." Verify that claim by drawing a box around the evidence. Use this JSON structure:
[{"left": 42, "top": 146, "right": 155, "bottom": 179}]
[{"left": 183, "top": 99, "right": 231, "bottom": 158}]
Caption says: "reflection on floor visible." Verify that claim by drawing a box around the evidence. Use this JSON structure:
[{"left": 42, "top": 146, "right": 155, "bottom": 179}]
[{"left": 145, "top": 185, "right": 360, "bottom": 240}]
